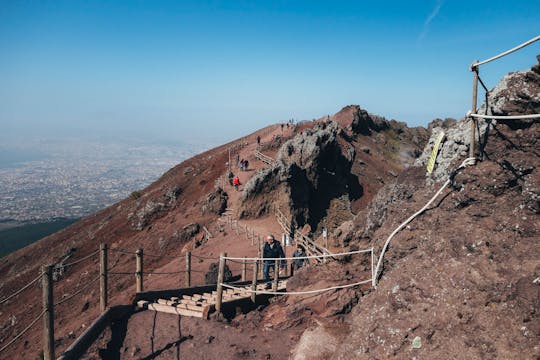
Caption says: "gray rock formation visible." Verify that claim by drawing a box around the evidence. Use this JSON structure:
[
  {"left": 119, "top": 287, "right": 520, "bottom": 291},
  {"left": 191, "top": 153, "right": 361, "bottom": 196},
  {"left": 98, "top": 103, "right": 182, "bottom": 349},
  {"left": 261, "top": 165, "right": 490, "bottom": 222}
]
[
  {"left": 416, "top": 57, "right": 540, "bottom": 183},
  {"left": 240, "top": 121, "right": 361, "bottom": 231}
]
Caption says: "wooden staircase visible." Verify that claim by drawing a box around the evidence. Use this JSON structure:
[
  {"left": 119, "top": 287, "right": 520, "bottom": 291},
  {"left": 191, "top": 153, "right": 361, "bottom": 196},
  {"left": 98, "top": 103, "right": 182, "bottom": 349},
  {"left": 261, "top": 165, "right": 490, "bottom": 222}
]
[
  {"left": 137, "top": 280, "right": 288, "bottom": 319},
  {"left": 275, "top": 209, "right": 331, "bottom": 263}
]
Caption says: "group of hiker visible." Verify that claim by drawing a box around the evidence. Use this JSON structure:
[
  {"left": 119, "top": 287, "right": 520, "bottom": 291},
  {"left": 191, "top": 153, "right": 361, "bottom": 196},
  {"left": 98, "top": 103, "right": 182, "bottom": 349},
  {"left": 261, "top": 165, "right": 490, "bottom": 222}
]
[{"left": 262, "top": 234, "right": 307, "bottom": 289}]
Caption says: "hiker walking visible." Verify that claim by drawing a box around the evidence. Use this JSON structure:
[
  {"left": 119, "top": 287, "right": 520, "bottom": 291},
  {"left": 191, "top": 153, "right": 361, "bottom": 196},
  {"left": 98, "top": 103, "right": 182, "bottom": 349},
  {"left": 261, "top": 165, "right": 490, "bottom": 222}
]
[
  {"left": 240, "top": 159, "right": 245, "bottom": 171},
  {"left": 291, "top": 244, "right": 307, "bottom": 274},
  {"left": 322, "top": 227, "right": 328, "bottom": 249},
  {"left": 257, "top": 135, "right": 261, "bottom": 147},
  {"left": 263, "top": 234, "right": 285, "bottom": 289},
  {"left": 233, "top": 176, "right": 240, "bottom": 191},
  {"left": 244, "top": 159, "right": 249, "bottom": 171}
]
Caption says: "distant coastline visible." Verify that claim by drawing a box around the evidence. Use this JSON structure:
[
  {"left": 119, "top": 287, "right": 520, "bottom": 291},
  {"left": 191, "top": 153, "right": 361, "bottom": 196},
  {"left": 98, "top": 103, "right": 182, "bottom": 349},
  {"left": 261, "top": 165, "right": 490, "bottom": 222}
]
[{"left": 0, "top": 218, "right": 79, "bottom": 258}]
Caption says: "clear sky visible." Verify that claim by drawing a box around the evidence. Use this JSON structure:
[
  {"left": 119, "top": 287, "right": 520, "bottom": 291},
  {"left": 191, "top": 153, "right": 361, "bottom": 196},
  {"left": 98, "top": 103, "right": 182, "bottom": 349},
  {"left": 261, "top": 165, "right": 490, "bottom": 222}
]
[{"left": 1, "top": 1, "right": 538, "bottom": 145}]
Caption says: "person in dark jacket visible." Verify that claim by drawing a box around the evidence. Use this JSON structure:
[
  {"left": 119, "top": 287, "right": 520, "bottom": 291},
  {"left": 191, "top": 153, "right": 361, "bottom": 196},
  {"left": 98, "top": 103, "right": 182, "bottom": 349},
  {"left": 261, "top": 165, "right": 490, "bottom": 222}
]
[
  {"left": 263, "top": 234, "right": 286, "bottom": 289},
  {"left": 291, "top": 244, "right": 307, "bottom": 271}
]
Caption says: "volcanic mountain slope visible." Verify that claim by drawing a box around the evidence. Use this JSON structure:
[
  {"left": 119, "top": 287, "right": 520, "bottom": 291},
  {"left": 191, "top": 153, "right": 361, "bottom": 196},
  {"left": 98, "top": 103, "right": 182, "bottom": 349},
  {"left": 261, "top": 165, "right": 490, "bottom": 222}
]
[
  {"left": 0, "top": 105, "right": 426, "bottom": 358},
  {"left": 288, "top": 59, "right": 540, "bottom": 359}
]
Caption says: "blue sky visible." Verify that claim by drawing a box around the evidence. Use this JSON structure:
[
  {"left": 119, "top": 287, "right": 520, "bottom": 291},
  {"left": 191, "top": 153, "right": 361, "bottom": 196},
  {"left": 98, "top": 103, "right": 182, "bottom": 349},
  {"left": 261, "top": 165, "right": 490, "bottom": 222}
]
[{"left": 0, "top": 0, "right": 538, "bottom": 145}]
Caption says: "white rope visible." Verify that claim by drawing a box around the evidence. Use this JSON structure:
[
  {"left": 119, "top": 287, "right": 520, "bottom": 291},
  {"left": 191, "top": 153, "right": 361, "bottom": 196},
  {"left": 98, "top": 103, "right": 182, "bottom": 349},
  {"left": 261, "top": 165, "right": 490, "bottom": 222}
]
[
  {"left": 372, "top": 157, "right": 476, "bottom": 288},
  {"left": 472, "top": 35, "right": 540, "bottom": 68},
  {"left": 223, "top": 248, "right": 372, "bottom": 262},
  {"left": 0, "top": 273, "right": 43, "bottom": 305},
  {"left": 469, "top": 113, "right": 540, "bottom": 120},
  {"left": 221, "top": 279, "right": 371, "bottom": 295},
  {"left": 59, "top": 250, "right": 99, "bottom": 268},
  {"left": 0, "top": 309, "right": 46, "bottom": 354}
]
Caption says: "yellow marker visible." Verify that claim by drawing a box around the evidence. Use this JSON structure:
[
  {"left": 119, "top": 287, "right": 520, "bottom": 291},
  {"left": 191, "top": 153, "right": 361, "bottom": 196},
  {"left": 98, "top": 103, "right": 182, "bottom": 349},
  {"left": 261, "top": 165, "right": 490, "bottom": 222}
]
[{"left": 427, "top": 131, "right": 445, "bottom": 174}]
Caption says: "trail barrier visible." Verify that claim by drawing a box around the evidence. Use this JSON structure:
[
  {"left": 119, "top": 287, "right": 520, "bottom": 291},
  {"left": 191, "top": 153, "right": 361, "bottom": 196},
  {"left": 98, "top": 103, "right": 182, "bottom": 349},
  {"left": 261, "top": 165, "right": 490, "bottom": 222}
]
[
  {"left": 254, "top": 150, "right": 276, "bottom": 166},
  {"left": 468, "top": 35, "right": 540, "bottom": 159}
]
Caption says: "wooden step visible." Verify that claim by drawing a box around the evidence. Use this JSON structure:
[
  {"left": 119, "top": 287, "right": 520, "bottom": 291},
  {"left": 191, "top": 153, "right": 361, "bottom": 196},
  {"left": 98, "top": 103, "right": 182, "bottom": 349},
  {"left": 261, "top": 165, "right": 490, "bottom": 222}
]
[{"left": 137, "top": 300, "right": 204, "bottom": 318}]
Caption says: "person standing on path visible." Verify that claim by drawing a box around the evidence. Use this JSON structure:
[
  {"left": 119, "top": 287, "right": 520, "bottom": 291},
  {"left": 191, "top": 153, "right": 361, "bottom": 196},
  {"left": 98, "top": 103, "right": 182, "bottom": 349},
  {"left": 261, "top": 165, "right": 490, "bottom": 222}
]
[
  {"left": 291, "top": 244, "right": 307, "bottom": 273},
  {"left": 263, "top": 234, "right": 285, "bottom": 289},
  {"left": 322, "top": 227, "right": 328, "bottom": 249},
  {"left": 257, "top": 135, "right": 261, "bottom": 148}
]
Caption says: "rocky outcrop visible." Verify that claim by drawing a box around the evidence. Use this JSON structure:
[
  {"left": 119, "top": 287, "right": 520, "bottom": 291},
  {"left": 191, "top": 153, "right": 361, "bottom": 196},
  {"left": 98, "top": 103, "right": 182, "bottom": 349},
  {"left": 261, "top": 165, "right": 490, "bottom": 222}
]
[
  {"left": 239, "top": 121, "right": 362, "bottom": 231},
  {"left": 128, "top": 186, "right": 183, "bottom": 230},
  {"left": 416, "top": 58, "right": 540, "bottom": 183},
  {"left": 332, "top": 105, "right": 390, "bottom": 135},
  {"left": 201, "top": 188, "right": 228, "bottom": 215},
  {"left": 480, "top": 55, "right": 540, "bottom": 118}
]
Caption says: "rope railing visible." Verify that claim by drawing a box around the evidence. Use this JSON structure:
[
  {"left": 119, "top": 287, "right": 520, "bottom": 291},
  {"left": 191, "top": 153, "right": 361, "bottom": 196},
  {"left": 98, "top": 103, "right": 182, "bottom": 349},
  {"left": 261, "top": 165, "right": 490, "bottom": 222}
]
[
  {"left": 468, "top": 113, "right": 540, "bottom": 120},
  {"left": 223, "top": 248, "right": 372, "bottom": 262},
  {"left": 54, "top": 276, "right": 100, "bottom": 306},
  {"left": 221, "top": 279, "right": 372, "bottom": 296},
  {"left": 0, "top": 309, "right": 46, "bottom": 354},
  {"left": 472, "top": 35, "right": 540, "bottom": 69},
  {"left": 109, "top": 247, "right": 188, "bottom": 260},
  {"left": 468, "top": 35, "right": 540, "bottom": 158},
  {"left": 372, "top": 157, "right": 476, "bottom": 288},
  {"left": 57, "top": 250, "right": 99, "bottom": 268},
  {"left": 191, "top": 253, "right": 219, "bottom": 260},
  {"left": 0, "top": 273, "right": 43, "bottom": 305}
]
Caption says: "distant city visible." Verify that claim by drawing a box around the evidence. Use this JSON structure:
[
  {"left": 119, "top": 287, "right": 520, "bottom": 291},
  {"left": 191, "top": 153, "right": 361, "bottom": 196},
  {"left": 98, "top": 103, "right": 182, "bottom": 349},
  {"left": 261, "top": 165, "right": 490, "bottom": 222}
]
[{"left": 0, "top": 137, "right": 206, "bottom": 222}]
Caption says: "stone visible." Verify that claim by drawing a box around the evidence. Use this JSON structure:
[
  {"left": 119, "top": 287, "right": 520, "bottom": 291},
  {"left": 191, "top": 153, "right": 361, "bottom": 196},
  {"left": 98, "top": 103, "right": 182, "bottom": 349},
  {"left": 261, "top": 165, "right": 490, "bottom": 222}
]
[{"left": 412, "top": 336, "right": 422, "bottom": 349}]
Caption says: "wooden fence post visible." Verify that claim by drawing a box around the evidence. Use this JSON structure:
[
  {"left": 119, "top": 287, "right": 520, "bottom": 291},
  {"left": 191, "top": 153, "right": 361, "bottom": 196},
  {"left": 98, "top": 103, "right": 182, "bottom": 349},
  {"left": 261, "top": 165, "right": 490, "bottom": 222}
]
[
  {"left": 241, "top": 257, "right": 247, "bottom": 281},
  {"left": 136, "top": 249, "right": 143, "bottom": 293},
  {"left": 42, "top": 265, "right": 55, "bottom": 360},
  {"left": 99, "top": 243, "right": 108, "bottom": 313},
  {"left": 251, "top": 261, "right": 258, "bottom": 303},
  {"left": 228, "top": 148, "right": 231, "bottom": 172},
  {"left": 470, "top": 60, "right": 479, "bottom": 159},
  {"left": 215, "top": 252, "right": 226, "bottom": 318},
  {"left": 186, "top": 251, "right": 192, "bottom": 287},
  {"left": 371, "top": 247, "right": 375, "bottom": 288},
  {"left": 273, "top": 259, "right": 280, "bottom": 291},
  {"left": 258, "top": 238, "right": 263, "bottom": 278}
]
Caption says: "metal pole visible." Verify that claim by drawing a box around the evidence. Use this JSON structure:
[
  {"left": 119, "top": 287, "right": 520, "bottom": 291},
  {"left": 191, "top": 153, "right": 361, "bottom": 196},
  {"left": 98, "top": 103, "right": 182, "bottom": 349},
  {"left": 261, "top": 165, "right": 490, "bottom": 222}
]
[
  {"left": 470, "top": 61, "right": 479, "bottom": 159},
  {"left": 136, "top": 249, "right": 143, "bottom": 293},
  {"left": 99, "top": 243, "right": 108, "bottom": 312},
  {"left": 186, "top": 251, "right": 192, "bottom": 287},
  {"left": 241, "top": 257, "right": 247, "bottom": 281},
  {"left": 251, "top": 261, "right": 258, "bottom": 303},
  {"left": 273, "top": 259, "right": 280, "bottom": 291},
  {"left": 215, "top": 252, "right": 226, "bottom": 317},
  {"left": 42, "top": 265, "right": 55, "bottom": 360}
]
